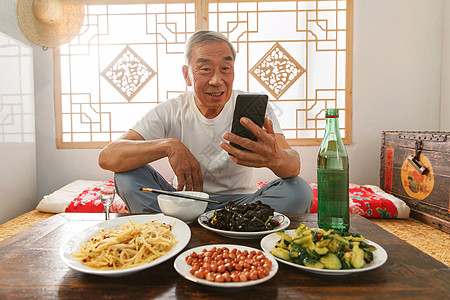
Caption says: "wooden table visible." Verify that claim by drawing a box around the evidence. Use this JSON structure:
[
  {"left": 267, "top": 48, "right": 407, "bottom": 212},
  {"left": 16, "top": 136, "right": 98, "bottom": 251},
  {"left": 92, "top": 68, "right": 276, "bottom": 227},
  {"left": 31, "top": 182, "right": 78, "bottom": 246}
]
[{"left": 0, "top": 213, "right": 448, "bottom": 299}]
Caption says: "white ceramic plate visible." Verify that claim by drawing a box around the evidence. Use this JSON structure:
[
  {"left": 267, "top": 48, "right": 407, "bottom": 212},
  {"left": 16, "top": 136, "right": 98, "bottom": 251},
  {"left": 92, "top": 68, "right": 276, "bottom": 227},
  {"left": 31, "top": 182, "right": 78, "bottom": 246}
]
[
  {"left": 174, "top": 244, "right": 278, "bottom": 288},
  {"left": 260, "top": 229, "right": 388, "bottom": 275},
  {"left": 198, "top": 211, "right": 290, "bottom": 239},
  {"left": 59, "top": 214, "right": 191, "bottom": 277}
]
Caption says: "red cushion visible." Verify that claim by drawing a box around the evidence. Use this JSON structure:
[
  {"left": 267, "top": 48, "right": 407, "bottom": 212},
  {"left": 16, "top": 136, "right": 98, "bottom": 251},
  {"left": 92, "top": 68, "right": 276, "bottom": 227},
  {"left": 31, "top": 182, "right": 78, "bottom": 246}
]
[
  {"left": 66, "top": 181, "right": 398, "bottom": 218},
  {"left": 65, "top": 181, "right": 129, "bottom": 213},
  {"left": 307, "top": 183, "right": 398, "bottom": 218},
  {"left": 258, "top": 181, "right": 398, "bottom": 218}
]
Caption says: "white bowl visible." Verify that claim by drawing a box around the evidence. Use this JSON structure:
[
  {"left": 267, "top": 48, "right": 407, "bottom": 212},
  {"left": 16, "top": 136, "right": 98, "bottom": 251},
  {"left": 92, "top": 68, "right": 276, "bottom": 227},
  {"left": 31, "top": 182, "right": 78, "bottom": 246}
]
[{"left": 158, "top": 191, "right": 209, "bottom": 223}]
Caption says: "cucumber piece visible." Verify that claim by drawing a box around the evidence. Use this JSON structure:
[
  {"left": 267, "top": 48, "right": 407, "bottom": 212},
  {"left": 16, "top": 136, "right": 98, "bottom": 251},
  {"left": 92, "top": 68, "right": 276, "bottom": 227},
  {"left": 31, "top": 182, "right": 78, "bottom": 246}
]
[
  {"left": 363, "top": 249, "right": 374, "bottom": 263},
  {"left": 275, "top": 240, "right": 285, "bottom": 249},
  {"left": 351, "top": 236, "right": 365, "bottom": 242},
  {"left": 293, "top": 235, "right": 315, "bottom": 250},
  {"left": 293, "top": 235, "right": 312, "bottom": 245},
  {"left": 306, "top": 248, "right": 320, "bottom": 260},
  {"left": 314, "top": 246, "right": 329, "bottom": 256},
  {"left": 281, "top": 233, "right": 292, "bottom": 244},
  {"left": 270, "top": 247, "right": 291, "bottom": 261},
  {"left": 331, "top": 234, "right": 350, "bottom": 247},
  {"left": 303, "top": 258, "right": 325, "bottom": 269},
  {"left": 341, "top": 251, "right": 352, "bottom": 269},
  {"left": 319, "top": 253, "right": 342, "bottom": 269},
  {"left": 341, "top": 258, "right": 352, "bottom": 269},
  {"left": 288, "top": 242, "right": 303, "bottom": 252},
  {"left": 327, "top": 238, "right": 344, "bottom": 253},
  {"left": 315, "top": 238, "right": 331, "bottom": 248},
  {"left": 295, "top": 223, "right": 307, "bottom": 236},
  {"left": 289, "top": 250, "right": 299, "bottom": 258},
  {"left": 298, "top": 248, "right": 314, "bottom": 262},
  {"left": 275, "top": 235, "right": 292, "bottom": 249},
  {"left": 360, "top": 241, "right": 376, "bottom": 252},
  {"left": 350, "top": 243, "right": 365, "bottom": 269}
]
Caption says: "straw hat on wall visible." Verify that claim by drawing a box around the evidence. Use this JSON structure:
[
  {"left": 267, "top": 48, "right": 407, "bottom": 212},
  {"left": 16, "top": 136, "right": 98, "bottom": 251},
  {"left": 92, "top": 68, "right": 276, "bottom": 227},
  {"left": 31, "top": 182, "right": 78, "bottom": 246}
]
[{"left": 16, "top": 0, "right": 85, "bottom": 48}]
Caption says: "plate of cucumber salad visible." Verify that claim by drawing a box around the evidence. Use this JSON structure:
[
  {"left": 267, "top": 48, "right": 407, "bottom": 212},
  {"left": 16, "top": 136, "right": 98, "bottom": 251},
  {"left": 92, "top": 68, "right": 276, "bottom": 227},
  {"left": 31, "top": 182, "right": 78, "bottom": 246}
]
[{"left": 260, "top": 223, "right": 388, "bottom": 275}]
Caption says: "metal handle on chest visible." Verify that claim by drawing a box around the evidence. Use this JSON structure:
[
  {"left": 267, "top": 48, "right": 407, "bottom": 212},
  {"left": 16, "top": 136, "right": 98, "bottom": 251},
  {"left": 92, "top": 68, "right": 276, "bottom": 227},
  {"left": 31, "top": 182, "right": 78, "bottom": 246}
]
[{"left": 407, "top": 140, "right": 428, "bottom": 175}]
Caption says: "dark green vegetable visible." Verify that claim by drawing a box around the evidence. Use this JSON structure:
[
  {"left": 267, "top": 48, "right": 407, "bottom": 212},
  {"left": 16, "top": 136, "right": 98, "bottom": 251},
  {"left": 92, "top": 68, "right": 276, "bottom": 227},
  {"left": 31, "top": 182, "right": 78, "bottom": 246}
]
[
  {"left": 297, "top": 249, "right": 314, "bottom": 263},
  {"left": 341, "top": 258, "right": 352, "bottom": 269},
  {"left": 363, "top": 249, "right": 374, "bottom": 262},
  {"left": 360, "top": 241, "right": 377, "bottom": 252},
  {"left": 289, "top": 250, "right": 299, "bottom": 258},
  {"left": 303, "top": 257, "right": 324, "bottom": 269}
]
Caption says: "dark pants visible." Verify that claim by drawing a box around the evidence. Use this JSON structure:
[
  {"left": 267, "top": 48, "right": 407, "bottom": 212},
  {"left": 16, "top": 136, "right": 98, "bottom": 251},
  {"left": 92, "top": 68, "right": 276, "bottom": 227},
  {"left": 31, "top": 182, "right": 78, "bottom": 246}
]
[{"left": 115, "top": 164, "right": 313, "bottom": 214}]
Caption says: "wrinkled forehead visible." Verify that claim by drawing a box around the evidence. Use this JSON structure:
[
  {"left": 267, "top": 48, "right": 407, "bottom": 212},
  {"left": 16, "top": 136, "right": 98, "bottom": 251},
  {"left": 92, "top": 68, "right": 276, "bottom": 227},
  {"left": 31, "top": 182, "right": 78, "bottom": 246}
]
[
  {"left": 186, "top": 40, "right": 235, "bottom": 65},
  {"left": 195, "top": 55, "right": 234, "bottom": 64},
  {"left": 189, "top": 41, "right": 235, "bottom": 65}
]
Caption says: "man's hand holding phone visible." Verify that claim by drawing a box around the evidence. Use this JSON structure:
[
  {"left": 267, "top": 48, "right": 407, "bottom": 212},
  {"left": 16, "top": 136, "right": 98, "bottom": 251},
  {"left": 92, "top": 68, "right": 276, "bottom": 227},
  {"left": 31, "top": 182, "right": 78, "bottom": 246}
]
[
  {"left": 222, "top": 116, "right": 300, "bottom": 178},
  {"left": 222, "top": 94, "right": 276, "bottom": 163},
  {"left": 221, "top": 116, "right": 280, "bottom": 165},
  {"left": 221, "top": 93, "right": 301, "bottom": 178}
]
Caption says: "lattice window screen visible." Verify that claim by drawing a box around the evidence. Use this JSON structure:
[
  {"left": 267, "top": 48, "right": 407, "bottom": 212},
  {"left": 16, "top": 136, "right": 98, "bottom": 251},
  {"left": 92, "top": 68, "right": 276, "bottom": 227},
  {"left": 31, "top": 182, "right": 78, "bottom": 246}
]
[
  {"left": 0, "top": 33, "right": 34, "bottom": 143},
  {"left": 54, "top": 0, "right": 352, "bottom": 149}
]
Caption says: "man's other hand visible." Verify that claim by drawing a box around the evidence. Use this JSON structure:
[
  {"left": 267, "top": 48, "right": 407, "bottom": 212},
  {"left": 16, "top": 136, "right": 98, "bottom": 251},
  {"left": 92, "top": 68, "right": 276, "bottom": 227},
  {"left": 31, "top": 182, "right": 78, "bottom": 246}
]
[{"left": 167, "top": 138, "right": 204, "bottom": 192}]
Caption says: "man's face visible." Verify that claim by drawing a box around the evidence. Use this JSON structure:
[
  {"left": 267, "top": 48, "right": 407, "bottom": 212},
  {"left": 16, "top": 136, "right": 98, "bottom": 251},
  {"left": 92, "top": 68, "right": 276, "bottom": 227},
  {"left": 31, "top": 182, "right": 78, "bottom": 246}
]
[{"left": 183, "top": 41, "right": 235, "bottom": 118}]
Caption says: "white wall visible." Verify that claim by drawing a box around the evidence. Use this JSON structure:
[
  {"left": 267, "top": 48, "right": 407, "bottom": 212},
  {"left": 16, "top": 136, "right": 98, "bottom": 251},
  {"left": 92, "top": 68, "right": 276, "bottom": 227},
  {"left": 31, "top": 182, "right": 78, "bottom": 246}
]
[
  {"left": 0, "top": 32, "right": 36, "bottom": 224},
  {"left": 258, "top": 0, "right": 448, "bottom": 185},
  {"left": 1, "top": 0, "right": 449, "bottom": 209},
  {"left": 340, "top": 0, "right": 446, "bottom": 181},
  {"left": 441, "top": 0, "right": 450, "bottom": 129}
]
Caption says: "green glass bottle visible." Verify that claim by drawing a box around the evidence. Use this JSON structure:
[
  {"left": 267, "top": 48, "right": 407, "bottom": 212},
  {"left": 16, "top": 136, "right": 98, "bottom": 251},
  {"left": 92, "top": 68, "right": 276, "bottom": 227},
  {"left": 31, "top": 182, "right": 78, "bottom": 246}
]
[{"left": 317, "top": 109, "right": 349, "bottom": 232}]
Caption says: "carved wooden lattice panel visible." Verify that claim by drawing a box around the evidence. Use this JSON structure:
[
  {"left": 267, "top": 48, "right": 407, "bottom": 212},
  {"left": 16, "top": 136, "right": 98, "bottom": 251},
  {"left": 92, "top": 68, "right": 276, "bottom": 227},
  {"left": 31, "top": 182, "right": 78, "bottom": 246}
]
[
  {"left": 0, "top": 32, "right": 35, "bottom": 143},
  {"left": 100, "top": 45, "right": 156, "bottom": 102},
  {"left": 209, "top": 0, "right": 352, "bottom": 144},
  {"left": 55, "top": 2, "right": 196, "bottom": 147},
  {"left": 250, "top": 42, "right": 306, "bottom": 99},
  {"left": 55, "top": 0, "right": 352, "bottom": 148}
]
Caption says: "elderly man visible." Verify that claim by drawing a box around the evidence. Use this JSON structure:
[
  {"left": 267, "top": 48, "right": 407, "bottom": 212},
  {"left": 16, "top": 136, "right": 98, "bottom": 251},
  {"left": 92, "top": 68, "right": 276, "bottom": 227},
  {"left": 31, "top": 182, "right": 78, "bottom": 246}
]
[{"left": 99, "top": 30, "right": 313, "bottom": 214}]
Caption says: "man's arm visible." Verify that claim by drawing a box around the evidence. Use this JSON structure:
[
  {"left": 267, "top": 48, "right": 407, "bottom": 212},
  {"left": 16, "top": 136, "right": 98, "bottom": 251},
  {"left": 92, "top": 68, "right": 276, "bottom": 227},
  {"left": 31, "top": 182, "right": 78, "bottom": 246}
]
[
  {"left": 220, "top": 117, "right": 300, "bottom": 178},
  {"left": 98, "top": 130, "right": 204, "bottom": 191},
  {"left": 99, "top": 130, "right": 167, "bottom": 172}
]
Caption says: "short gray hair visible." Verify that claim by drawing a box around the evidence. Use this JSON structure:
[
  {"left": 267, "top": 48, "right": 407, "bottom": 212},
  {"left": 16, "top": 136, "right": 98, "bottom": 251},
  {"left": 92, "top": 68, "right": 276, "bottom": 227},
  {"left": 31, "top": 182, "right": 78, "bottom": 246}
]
[{"left": 184, "top": 30, "right": 236, "bottom": 64}]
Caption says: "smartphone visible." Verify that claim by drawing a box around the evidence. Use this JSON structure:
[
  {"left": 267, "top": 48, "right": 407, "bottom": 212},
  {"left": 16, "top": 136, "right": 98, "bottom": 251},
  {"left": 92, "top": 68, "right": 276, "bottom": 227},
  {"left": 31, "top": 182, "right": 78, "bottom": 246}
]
[{"left": 230, "top": 94, "right": 268, "bottom": 151}]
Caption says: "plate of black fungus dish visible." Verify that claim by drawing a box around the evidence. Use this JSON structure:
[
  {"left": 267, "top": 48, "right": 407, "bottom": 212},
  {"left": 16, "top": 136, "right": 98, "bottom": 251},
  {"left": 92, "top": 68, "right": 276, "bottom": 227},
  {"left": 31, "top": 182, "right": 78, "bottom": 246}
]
[{"left": 197, "top": 201, "right": 290, "bottom": 239}]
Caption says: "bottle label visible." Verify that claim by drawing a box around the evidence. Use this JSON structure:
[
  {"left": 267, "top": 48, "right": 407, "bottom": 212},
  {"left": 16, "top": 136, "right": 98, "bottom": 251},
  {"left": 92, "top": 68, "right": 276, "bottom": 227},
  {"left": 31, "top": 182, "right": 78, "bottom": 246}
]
[
  {"left": 317, "top": 168, "right": 349, "bottom": 231},
  {"left": 317, "top": 168, "right": 348, "bottom": 198}
]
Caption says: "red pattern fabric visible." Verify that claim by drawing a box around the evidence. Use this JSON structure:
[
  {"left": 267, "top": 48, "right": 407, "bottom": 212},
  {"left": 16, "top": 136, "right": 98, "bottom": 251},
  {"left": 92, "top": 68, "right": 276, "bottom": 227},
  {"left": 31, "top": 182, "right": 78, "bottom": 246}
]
[
  {"left": 255, "top": 182, "right": 398, "bottom": 218},
  {"left": 307, "top": 183, "right": 398, "bottom": 218},
  {"left": 65, "top": 181, "right": 129, "bottom": 213},
  {"left": 65, "top": 181, "right": 398, "bottom": 218}
]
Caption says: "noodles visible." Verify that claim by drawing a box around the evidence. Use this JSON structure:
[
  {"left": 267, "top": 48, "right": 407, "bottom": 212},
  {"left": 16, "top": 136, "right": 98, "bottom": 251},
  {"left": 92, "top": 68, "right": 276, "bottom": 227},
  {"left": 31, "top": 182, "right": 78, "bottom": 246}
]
[{"left": 72, "top": 220, "right": 177, "bottom": 270}]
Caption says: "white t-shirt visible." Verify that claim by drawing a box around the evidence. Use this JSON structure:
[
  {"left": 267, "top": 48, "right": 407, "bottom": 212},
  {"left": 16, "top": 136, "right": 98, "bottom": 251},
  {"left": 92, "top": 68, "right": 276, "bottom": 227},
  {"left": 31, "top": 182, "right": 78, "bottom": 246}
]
[{"left": 131, "top": 90, "right": 282, "bottom": 196}]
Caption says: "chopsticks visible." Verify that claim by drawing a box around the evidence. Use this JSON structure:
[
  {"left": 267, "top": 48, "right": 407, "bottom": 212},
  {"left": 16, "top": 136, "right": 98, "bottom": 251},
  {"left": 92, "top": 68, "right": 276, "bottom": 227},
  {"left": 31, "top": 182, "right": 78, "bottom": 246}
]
[{"left": 139, "top": 188, "right": 220, "bottom": 204}]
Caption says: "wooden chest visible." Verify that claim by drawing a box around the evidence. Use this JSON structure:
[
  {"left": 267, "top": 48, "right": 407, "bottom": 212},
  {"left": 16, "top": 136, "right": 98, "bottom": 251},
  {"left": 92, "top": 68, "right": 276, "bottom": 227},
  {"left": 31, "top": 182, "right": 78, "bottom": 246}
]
[{"left": 380, "top": 131, "right": 450, "bottom": 233}]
